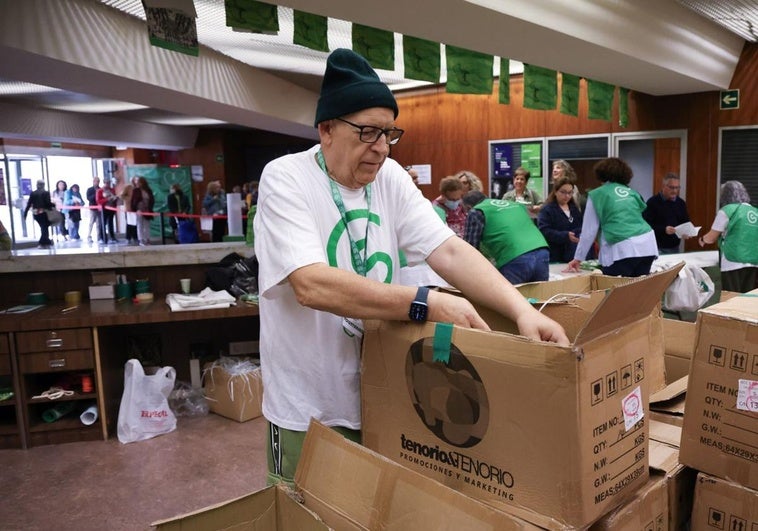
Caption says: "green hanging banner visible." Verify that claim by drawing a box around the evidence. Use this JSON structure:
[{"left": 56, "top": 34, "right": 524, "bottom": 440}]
[
  {"left": 523, "top": 64, "right": 557, "bottom": 110},
  {"left": 293, "top": 10, "right": 328, "bottom": 52},
  {"left": 403, "top": 35, "right": 440, "bottom": 83},
  {"left": 619, "top": 87, "right": 630, "bottom": 128},
  {"left": 225, "top": 0, "right": 279, "bottom": 34},
  {"left": 499, "top": 58, "right": 510, "bottom": 104},
  {"left": 445, "top": 45, "right": 493, "bottom": 95},
  {"left": 352, "top": 24, "right": 394, "bottom": 71},
  {"left": 588, "top": 79, "right": 615, "bottom": 121},
  {"left": 560, "top": 73, "right": 580, "bottom": 117},
  {"left": 144, "top": 6, "right": 198, "bottom": 56}
]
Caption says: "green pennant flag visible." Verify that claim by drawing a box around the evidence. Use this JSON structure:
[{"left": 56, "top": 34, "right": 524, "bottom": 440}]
[
  {"left": 523, "top": 64, "right": 557, "bottom": 110},
  {"left": 445, "top": 46, "right": 493, "bottom": 95},
  {"left": 225, "top": 0, "right": 278, "bottom": 34},
  {"left": 403, "top": 36, "right": 440, "bottom": 83},
  {"left": 144, "top": 6, "right": 199, "bottom": 56},
  {"left": 560, "top": 73, "right": 580, "bottom": 116},
  {"left": 499, "top": 58, "right": 510, "bottom": 104},
  {"left": 588, "top": 79, "right": 615, "bottom": 121},
  {"left": 293, "top": 10, "right": 328, "bottom": 52},
  {"left": 352, "top": 24, "right": 394, "bottom": 71},
  {"left": 619, "top": 87, "right": 630, "bottom": 128}
]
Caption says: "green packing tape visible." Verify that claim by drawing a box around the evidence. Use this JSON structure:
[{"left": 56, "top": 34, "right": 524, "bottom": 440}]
[
  {"left": 26, "top": 292, "right": 48, "bottom": 305},
  {"left": 432, "top": 322, "right": 454, "bottom": 364}
]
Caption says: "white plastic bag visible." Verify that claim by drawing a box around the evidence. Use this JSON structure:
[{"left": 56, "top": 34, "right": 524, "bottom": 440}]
[
  {"left": 117, "top": 359, "right": 177, "bottom": 444},
  {"left": 664, "top": 264, "right": 715, "bottom": 312}
]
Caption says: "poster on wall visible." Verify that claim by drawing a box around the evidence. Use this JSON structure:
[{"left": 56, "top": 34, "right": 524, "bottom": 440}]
[
  {"left": 21, "top": 178, "right": 32, "bottom": 197},
  {"left": 0, "top": 168, "right": 5, "bottom": 205},
  {"left": 520, "top": 143, "right": 542, "bottom": 178},
  {"left": 408, "top": 164, "right": 432, "bottom": 185},
  {"left": 492, "top": 144, "right": 513, "bottom": 178},
  {"left": 126, "top": 165, "right": 192, "bottom": 239}
]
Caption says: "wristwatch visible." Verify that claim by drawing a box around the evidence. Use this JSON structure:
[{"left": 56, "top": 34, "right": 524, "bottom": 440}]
[{"left": 408, "top": 286, "right": 429, "bottom": 322}]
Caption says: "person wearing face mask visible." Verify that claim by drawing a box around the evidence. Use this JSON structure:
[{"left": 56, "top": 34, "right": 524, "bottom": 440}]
[
  {"left": 463, "top": 190, "right": 550, "bottom": 284},
  {"left": 503, "top": 167, "right": 543, "bottom": 220},
  {"left": 254, "top": 48, "right": 569, "bottom": 487},
  {"left": 432, "top": 176, "right": 467, "bottom": 237}
]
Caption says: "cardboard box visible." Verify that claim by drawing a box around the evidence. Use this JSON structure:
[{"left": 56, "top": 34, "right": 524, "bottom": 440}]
[
  {"left": 588, "top": 474, "right": 668, "bottom": 531},
  {"left": 690, "top": 473, "right": 758, "bottom": 531},
  {"left": 516, "top": 272, "right": 669, "bottom": 393},
  {"left": 662, "top": 319, "right": 696, "bottom": 382},
  {"left": 679, "top": 290, "right": 758, "bottom": 490},
  {"left": 361, "top": 267, "right": 681, "bottom": 529},
  {"left": 153, "top": 420, "right": 538, "bottom": 530},
  {"left": 203, "top": 364, "right": 263, "bottom": 422},
  {"left": 649, "top": 421, "right": 697, "bottom": 531}
]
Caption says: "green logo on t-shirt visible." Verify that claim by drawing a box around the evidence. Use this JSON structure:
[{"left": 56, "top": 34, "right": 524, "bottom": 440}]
[{"left": 326, "top": 209, "right": 394, "bottom": 283}]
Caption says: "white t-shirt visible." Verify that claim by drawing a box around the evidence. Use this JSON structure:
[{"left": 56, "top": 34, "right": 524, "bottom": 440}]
[{"left": 254, "top": 145, "right": 453, "bottom": 431}]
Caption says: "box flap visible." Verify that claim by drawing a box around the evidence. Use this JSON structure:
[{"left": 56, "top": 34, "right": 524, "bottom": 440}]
[
  {"left": 296, "top": 420, "right": 539, "bottom": 530},
  {"left": 650, "top": 419, "right": 682, "bottom": 449},
  {"left": 650, "top": 376, "right": 687, "bottom": 404},
  {"left": 575, "top": 264, "right": 683, "bottom": 345},
  {"left": 151, "top": 485, "right": 329, "bottom": 530},
  {"left": 649, "top": 439, "right": 681, "bottom": 474},
  {"left": 662, "top": 319, "right": 696, "bottom": 359},
  {"left": 699, "top": 289, "right": 758, "bottom": 324}
]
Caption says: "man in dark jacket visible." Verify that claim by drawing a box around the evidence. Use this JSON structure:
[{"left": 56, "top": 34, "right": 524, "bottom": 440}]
[
  {"left": 23, "top": 179, "right": 54, "bottom": 247},
  {"left": 642, "top": 173, "right": 691, "bottom": 254}
]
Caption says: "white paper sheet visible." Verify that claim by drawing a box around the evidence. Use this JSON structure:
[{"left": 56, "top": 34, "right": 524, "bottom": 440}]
[{"left": 674, "top": 222, "right": 700, "bottom": 239}]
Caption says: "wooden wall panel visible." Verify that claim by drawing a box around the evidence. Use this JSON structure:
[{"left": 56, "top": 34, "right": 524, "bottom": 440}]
[{"left": 394, "top": 42, "right": 758, "bottom": 230}]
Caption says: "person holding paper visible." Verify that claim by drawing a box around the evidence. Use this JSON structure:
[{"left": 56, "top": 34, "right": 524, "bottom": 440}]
[
  {"left": 642, "top": 173, "right": 691, "bottom": 254},
  {"left": 567, "top": 158, "right": 657, "bottom": 277},
  {"left": 699, "top": 180, "right": 757, "bottom": 293},
  {"left": 254, "top": 48, "right": 569, "bottom": 487}
]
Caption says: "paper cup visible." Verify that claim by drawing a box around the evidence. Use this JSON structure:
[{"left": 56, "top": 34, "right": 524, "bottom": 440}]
[
  {"left": 180, "top": 278, "right": 191, "bottom": 294},
  {"left": 64, "top": 291, "right": 82, "bottom": 305}
]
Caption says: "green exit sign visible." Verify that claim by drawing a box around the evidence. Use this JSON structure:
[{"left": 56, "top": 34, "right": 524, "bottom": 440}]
[{"left": 720, "top": 89, "right": 739, "bottom": 110}]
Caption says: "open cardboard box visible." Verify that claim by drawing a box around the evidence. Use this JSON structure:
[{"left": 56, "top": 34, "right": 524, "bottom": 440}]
[
  {"left": 152, "top": 420, "right": 537, "bottom": 530},
  {"left": 680, "top": 289, "right": 758, "bottom": 491},
  {"left": 361, "top": 265, "right": 682, "bottom": 530}
]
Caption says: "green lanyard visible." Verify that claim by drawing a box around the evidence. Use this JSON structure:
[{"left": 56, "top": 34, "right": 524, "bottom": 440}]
[{"left": 316, "top": 149, "right": 372, "bottom": 276}]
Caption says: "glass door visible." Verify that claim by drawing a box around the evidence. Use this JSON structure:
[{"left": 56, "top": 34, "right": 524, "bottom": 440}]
[{"left": 0, "top": 154, "right": 46, "bottom": 247}]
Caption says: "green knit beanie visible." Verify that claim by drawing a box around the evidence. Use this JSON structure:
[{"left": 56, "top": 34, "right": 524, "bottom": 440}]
[{"left": 314, "top": 48, "right": 398, "bottom": 127}]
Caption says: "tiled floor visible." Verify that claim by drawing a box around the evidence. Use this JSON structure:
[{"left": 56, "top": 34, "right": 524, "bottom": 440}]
[{"left": 0, "top": 414, "right": 268, "bottom": 530}]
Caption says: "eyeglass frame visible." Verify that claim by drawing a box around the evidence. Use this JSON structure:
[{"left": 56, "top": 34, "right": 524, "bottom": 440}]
[
  {"left": 335, "top": 117, "right": 404, "bottom": 145},
  {"left": 556, "top": 188, "right": 574, "bottom": 196}
]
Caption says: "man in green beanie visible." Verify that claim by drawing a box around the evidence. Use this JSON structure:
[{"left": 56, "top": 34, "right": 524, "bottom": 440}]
[{"left": 254, "top": 48, "right": 569, "bottom": 486}]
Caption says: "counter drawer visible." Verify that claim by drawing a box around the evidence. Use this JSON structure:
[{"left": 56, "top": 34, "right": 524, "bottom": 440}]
[
  {"left": 19, "top": 350, "right": 94, "bottom": 373},
  {"left": 0, "top": 333, "right": 9, "bottom": 355},
  {"left": 16, "top": 328, "right": 92, "bottom": 354},
  {"left": 0, "top": 353, "right": 9, "bottom": 375}
]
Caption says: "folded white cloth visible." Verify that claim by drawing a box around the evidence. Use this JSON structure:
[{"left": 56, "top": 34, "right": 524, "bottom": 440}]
[{"left": 166, "top": 287, "right": 236, "bottom": 312}]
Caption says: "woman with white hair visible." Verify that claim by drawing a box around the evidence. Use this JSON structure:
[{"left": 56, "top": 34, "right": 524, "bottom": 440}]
[{"left": 699, "top": 180, "right": 757, "bottom": 292}]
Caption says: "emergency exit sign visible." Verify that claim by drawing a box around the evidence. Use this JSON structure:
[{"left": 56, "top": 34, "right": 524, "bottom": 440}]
[{"left": 720, "top": 89, "right": 739, "bottom": 110}]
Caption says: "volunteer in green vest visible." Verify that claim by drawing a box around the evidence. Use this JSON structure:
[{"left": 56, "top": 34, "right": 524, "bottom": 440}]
[
  {"left": 567, "top": 157, "right": 657, "bottom": 277},
  {"left": 463, "top": 191, "right": 550, "bottom": 284},
  {"left": 699, "top": 180, "right": 757, "bottom": 293}
]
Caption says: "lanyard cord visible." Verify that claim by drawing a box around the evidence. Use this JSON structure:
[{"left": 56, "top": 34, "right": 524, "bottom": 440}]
[{"left": 316, "top": 149, "right": 372, "bottom": 276}]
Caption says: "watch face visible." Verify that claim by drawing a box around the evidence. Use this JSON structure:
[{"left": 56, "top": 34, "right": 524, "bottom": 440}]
[{"left": 409, "top": 302, "right": 428, "bottom": 322}]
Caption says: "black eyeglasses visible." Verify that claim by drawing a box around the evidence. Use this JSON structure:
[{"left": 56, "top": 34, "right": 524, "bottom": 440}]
[{"left": 335, "top": 117, "right": 404, "bottom": 145}]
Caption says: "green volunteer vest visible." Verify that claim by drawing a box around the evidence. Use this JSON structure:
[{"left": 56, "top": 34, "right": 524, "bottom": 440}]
[
  {"left": 433, "top": 204, "right": 447, "bottom": 222},
  {"left": 473, "top": 199, "right": 547, "bottom": 267},
  {"left": 720, "top": 203, "right": 758, "bottom": 264},
  {"left": 588, "top": 184, "right": 650, "bottom": 244}
]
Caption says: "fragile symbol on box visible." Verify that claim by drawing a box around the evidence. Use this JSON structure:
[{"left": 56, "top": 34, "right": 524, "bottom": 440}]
[
  {"left": 709, "top": 345, "right": 727, "bottom": 367},
  {"left": 707, "top": 508, "right": 724, "bottom": 529}
]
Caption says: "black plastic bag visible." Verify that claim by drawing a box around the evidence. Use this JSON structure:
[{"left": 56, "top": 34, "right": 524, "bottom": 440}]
[{"left": 205, "top": 252, "right": 258, "bottom": 297}]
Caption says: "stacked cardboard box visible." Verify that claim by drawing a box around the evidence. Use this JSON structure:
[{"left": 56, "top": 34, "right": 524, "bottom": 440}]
[
  {"left": 203, "top": 362, "right": 263, "bottom": 422},
  {"left": 152, "top": 420, "right": 538, "bottom": 530},
  {"left": 679, "top": 290, "right": 757, "bottom": 530},
  {"left": 361, "top": 267, "right": 681, "bottom": 529}
]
